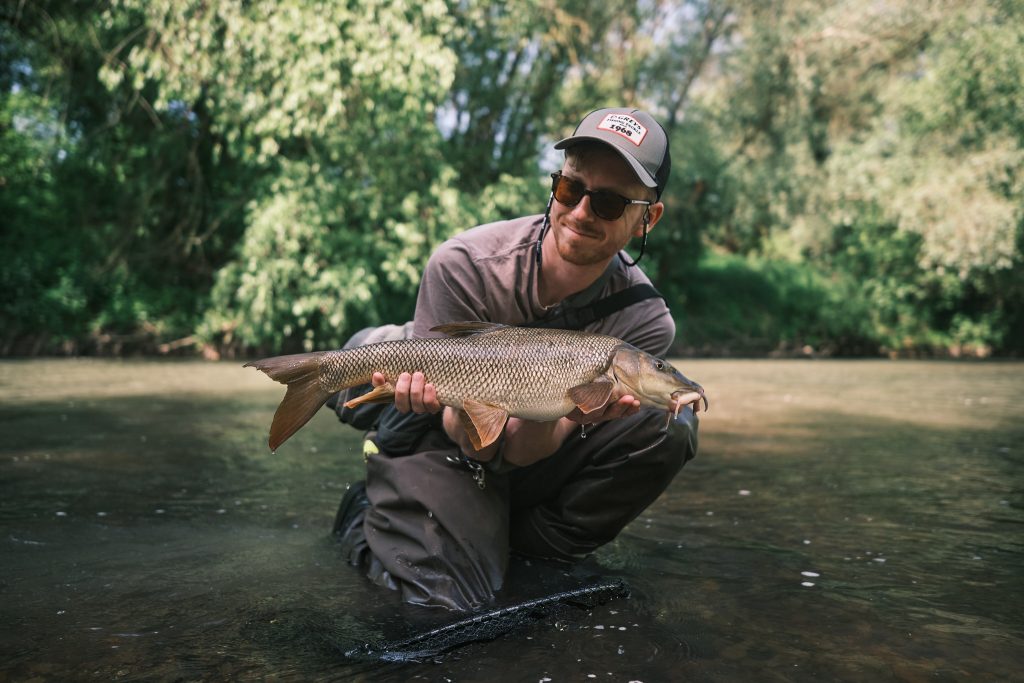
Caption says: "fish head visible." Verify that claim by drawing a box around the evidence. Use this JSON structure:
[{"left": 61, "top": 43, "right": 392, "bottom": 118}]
[{"left": 611, "top": 346, "right": 708, "bottom": 413}]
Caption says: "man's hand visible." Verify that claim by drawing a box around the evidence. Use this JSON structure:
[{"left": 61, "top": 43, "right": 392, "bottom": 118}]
[
  {"left": 374, "top": 371, "right": 442, "bottom": 414},
  {"left": 565, "top": 394, "right": 641, "bottom": 425},
  {"left": 441, "top": 406, "right": 501, "bottom": 462},
  {"left": 379, "top": 372, "right": 500, "bottom": 462},
  {"left": 441, "top": 394, "right": 642, "bottom": 468},
  {"left": 381, "top": 374, "right": 643, "bottom": 467},
  {"left": 442, "top": 409, "right": 578, "bottom": 467}
]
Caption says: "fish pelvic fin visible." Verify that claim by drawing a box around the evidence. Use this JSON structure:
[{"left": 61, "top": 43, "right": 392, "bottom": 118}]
[
  {"left": 567, "top": 379, "right": 616, "bottom": 414},
  {"left": 430, "top": 321, "right": 508, "bottom": 338},
  {"left": 244, "top": 352, "right": 332, "bottom": 452},
  {"left": 457, "top": 399, "right": 509, "bottom": 451}
]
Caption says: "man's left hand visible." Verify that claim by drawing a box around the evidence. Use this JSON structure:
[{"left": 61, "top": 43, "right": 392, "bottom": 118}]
[{"left": 565, "top": 394, "right": 641, "bottom": 425}]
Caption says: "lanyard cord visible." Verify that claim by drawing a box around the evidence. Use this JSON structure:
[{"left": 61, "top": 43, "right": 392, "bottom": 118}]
[
  {"left": 534, "top": 194, "right": 554, "bottom": 267},
  {"left": 618, "top": 209, "right": 650, "bottom": 267}
]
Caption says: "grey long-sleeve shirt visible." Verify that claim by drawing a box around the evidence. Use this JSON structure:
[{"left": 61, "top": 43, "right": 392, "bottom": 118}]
[{"left": 376, "top": 215, "right": 676, "bottom": 453}]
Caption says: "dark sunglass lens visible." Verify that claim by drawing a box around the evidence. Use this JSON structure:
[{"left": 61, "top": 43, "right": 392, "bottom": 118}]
[
  {"left": 554, "top": 175, "right": 584, "bottom": 205},
  {"left": 552, "top": 174, "right": 628, "bottom": 219},
  {"left": 590, "top": 191, "right": 627, "bottom": 220}
]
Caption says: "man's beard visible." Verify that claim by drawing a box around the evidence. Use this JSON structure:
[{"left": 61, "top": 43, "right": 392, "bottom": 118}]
[{"left": 551, "top": 220, "right": 629, "bottom": 266}]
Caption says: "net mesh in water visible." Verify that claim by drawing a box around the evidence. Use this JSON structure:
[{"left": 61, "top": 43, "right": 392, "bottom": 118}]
[{"left": 344, "top": 579, "right": 629, "bottom": 662}]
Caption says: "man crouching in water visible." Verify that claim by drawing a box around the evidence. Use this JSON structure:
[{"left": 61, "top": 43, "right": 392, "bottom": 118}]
[{"left": 332, "top": 107, "right": 699, "bottom": 610}]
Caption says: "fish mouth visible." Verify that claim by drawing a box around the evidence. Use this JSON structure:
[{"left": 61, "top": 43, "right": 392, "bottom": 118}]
[{"left": 670, "top": 388, "right": 708, "bottom": 414}]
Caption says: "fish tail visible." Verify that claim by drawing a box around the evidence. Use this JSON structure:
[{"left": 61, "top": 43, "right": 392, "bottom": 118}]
[{"left": 245, "top": 352, "right": 332, "bottom": 451}]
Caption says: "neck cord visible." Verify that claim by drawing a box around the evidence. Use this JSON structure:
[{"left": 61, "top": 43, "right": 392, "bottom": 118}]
[
  {"left": 535, "top": 194, "right": 554, "bottom": 267},
  {"left": 618, "top": 217, "right": 648, "bottom": 267}
]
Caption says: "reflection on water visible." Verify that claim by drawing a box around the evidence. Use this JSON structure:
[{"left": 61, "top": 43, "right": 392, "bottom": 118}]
[{"left": 1, "top": 359, "right": 1022, "bottom": 680}]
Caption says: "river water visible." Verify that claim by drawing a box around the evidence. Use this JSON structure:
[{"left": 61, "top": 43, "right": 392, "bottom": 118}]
[{"left": 1, "top": 359, "right": 1021, "bottom": 681}]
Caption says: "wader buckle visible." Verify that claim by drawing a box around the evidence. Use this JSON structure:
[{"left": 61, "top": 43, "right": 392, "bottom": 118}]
[{"left": 446, "top": 453, "right": 487, "bottom": 490}]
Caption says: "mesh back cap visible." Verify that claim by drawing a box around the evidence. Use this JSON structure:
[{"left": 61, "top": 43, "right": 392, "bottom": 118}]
[{"left": 554, "top": 108, "right": 671, "bottom": 198}]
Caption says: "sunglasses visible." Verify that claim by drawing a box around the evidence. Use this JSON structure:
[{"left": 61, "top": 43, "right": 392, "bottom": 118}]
[{"left": 549, "top": 172, "right": 652, "bottom": 221}]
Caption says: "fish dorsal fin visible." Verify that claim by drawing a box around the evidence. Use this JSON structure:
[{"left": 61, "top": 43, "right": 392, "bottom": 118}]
[
  {"left": 567, "top": 379, "right": 616, "bottom": 414},
  {"left": 457, "top": 399, "right": 509, "bottom": 450},
  {"left": 430, "top": 321, "right": 508, "bottom": 338}
]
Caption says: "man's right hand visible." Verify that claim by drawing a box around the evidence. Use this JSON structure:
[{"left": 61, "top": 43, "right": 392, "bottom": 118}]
[
  {"left": 379, "top": 372, "right": 586, "bottom": 467},
  {"left": 373, "top": 371, "right": 442, "bottom": 414},
  {"left": 378, "top": 371, "right": 493, "bottom": 461}
]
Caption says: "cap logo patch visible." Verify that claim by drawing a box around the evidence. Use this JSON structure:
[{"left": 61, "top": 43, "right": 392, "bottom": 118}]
[{"left": 597, "top": 114, "right": 648, "bottom": 146}]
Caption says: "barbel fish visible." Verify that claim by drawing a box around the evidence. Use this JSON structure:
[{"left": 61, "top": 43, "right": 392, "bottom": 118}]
[{"left": 246, "top": 322, "right": 707, "bottom": 452}]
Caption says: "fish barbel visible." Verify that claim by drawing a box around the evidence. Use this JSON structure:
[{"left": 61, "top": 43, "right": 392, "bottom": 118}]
[{"left": 245, "top": 322, "right": 707, "bottom": 452}]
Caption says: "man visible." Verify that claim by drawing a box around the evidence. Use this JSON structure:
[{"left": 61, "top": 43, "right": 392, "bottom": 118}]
[{"left": 334, "top": 107, "right": 700, "bottom": 611}]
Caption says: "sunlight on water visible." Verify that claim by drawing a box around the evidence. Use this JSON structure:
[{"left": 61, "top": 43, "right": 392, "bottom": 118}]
[{"left": 1, "top": 358, "right": 1022, "bottom": 680}]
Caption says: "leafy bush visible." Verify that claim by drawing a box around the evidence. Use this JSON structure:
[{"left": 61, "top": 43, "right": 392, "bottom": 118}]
[{"left": 678, "top": 251, "right": 875, "bottom": 356}]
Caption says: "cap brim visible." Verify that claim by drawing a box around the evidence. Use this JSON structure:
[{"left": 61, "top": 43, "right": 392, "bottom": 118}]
[{"left": 554, "top": 135, "right": 659, "bottom": 189}]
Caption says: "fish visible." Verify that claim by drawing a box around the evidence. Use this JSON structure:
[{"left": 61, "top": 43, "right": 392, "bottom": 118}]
[{"left": 245, "top": 322, "right": 708, "bottom": 452}]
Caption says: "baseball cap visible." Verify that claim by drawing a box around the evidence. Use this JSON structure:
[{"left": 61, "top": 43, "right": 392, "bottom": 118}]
[{"left": 554, "top": 107, "right": 671, "bottom": 198}]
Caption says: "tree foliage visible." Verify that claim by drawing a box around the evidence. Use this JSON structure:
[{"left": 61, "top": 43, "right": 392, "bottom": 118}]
[
  {"left": 693, "top": 0, "right": 1024, "bottom": 354},
  {"left": 2, "top": 0, "right": 1021, "bottom": 356}
]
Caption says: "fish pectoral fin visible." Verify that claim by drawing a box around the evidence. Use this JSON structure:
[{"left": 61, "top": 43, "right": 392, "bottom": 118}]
[
  {"left": 568, "top": 380, "right": 616, "bottom": 414},
  {"left": 455, "top": 409, "right": 483, "bottom": 451},
  {"left": 342, "top": 382, "right": 396, "bottom": 409},
  {"left": 430, "top": 321, "right": 508, "bottom": 338},
  {"left": 458, "top": 399, "right": 509, "bottom": 450}
]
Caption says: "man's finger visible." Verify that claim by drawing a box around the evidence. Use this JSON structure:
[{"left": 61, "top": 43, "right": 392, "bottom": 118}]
[
  {"left": 423, "top": 382, "right": 440, "bottom": 413},
  {"left": 394, "top": 372, "right": 412, "bottom": 413},
  {"left": 408, "top": 371, "right": 425, "bottom": 412},
  {"left": 610, "top": 395, "right": 636, "bottom": 419},
  {"left": 626, "top": 396, "right": 641, "bottom": 416},
  {"left": 610, "top": 396, "right": 639, "bottom": 421}
]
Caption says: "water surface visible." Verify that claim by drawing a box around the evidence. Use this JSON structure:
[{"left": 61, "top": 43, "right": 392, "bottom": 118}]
[{"left": 1, "top": 359, "right": 1021, "bottom": 680}]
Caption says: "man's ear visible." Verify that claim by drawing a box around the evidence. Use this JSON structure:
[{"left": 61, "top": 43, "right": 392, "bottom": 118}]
[{"left": 634, "top": 201, "right": 665, "bottom": 237}]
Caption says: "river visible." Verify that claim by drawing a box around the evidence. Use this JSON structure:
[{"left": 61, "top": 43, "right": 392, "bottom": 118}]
[{"left": 1, "top": 358, "right": 1021, "bottom": 681}]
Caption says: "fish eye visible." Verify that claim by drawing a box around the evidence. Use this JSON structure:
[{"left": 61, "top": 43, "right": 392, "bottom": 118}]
[{"left": 655, "top": 361, "right": 664, "bottom": 370}]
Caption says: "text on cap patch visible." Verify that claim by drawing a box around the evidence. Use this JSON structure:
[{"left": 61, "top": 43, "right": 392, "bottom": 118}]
[{"left": 597, "top": 113, "right": 648, "bottom": 146}]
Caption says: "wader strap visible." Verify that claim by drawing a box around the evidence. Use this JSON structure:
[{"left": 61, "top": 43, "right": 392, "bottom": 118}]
[{"left": 524, "top": 284, "right": 664, "bottom": 331}]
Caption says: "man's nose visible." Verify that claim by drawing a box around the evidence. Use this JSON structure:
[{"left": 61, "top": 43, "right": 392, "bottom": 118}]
[{"left": 571, "top": 193, "right": 596, "bottom": 220}]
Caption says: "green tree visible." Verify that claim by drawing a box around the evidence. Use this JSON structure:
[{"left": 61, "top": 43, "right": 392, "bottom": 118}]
[
  {"left": 691, "top": 0, "right": 1024, "bottom": 354},
  {"left": 98, "top": 0, "right": 471, "bottom": 353},
  {"left": 4, "top": 0, "right": 1020, "bottom": 357},
  {"left": 2, "top": 1, "right": 249, "bottom": 353},
  {"left": 814, "top": 2, "right": 1024, "bottom": 353}
]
